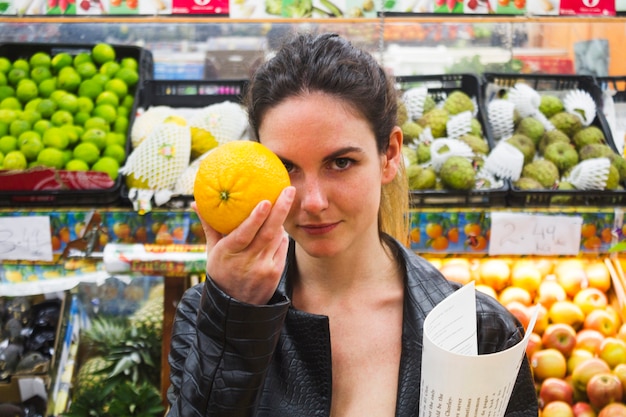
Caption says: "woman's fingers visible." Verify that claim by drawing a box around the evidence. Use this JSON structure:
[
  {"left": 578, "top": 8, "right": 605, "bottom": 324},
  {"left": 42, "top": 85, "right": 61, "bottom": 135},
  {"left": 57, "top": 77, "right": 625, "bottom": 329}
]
[
  {"left": 190, "top": 201, "right": 222, "bottom": 249},
  {"left": 224, "top": 186, "right": 295, "bottom": 253}
]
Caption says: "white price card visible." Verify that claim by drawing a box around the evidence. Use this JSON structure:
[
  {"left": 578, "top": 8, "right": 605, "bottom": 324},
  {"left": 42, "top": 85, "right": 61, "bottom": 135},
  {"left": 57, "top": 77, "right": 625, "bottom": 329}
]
[
  {"left": 0, "top": 216, "right": 53, "bottom": 262},
  {"left": 489, "top": 212, "right": 582, "bottom": 256}
]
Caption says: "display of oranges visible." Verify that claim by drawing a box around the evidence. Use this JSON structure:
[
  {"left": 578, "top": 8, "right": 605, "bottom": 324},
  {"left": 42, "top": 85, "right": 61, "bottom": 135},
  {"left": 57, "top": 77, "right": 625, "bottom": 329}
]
[{"left": 193, "top": 140, "right": 291, "bottom": 235}]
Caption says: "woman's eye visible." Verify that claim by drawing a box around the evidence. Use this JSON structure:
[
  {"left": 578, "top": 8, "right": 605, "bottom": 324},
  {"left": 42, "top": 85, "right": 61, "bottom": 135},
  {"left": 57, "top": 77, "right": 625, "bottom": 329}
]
[
  {"left": 333, "top": 158, "right": 352, "bottom": 169},
  {"left": 283, "top": 161, "right": 294, "bottom": 173}
]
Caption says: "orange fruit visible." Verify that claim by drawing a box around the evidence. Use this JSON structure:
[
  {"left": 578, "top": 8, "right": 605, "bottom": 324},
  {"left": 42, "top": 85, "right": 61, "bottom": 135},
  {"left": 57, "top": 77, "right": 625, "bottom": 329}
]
[
  {"left": 430, "top": 236, "right": 449, "bottom": 251},
  {"left": 425, "top": 223, "right": 443, "bottom": 239},
  {"left": 193, "top": 141, "right": 291, "bottom": 235}
]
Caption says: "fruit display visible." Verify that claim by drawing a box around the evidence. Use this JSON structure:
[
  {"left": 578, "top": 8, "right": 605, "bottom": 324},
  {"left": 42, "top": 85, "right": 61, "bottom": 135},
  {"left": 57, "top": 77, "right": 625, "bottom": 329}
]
[
  {"left": 482, "top": 74, "right": 626, "bottom": 207},
  {"left": 64, "top": 277, "right": 165, "bottom": 417},
  {"left": 120, "top": 80, "right": 250, "bottom": 209},
  {"left": 429, "top": 255, "right": 626, "bottom": 416},
  {"left": 0, "top": 42, "right": 150, "bottom": 206},
  {"left": 397, "top": 74, "right": 508, "bottom": 207}
]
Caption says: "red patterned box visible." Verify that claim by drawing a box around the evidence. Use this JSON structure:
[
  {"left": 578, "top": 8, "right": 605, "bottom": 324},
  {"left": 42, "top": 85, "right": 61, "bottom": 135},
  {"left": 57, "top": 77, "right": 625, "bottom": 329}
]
[
  {"left": 559, "top": 0, "right": 614, "bottom": 15},
  {"left": 171, "top": 0, "right": 228, "bottom": 14}
]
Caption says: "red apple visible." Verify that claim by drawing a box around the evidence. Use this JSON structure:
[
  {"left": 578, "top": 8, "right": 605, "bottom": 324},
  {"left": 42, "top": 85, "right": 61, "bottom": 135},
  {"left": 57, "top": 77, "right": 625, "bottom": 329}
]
[
  {"left": 573, "top": 287, "right": 609, "bottom": 316},
  {"left": 511, "top": 262, "right": 543, "bottom": 294},
  {"left": 597, "top": 337, "right": 626, "bottom": 369},
  {"left": 616, "top": 323, "right": 626, "bottom": 343},
  {"left": 542, "top": 400, "right": 574, "bottom": 417},
  {"left": 571, "top": 357, "right": 612, "bottom": 396},
  {"left": 584, "top": 309, "right": 619, "bottom": 338},
  {"left": 598, "top": 403, "right": 626, "bottom": 417},
  {"left": 538, "top": 279, "right": 568, "bottom": 309},
  {"left": 478, "top": 258, "right": 511, "bottom": 292},
  {"left": 585, "top": 261, "right": 612, "bottom": 293},
  {"left": 542, "top": 323, "right": 578, "bottom": 358},
  {"left": 555, "top": 263, "right": 588, "bottom": 298},
  {"left": 499, "top": 285, "right": 533, "bottom": 306},
  {"left": 576, "top": 329, "right": 606, "bottom": 354},
  {"left": 535, "top": 303, "right": 550, "bottom": 335},
  {"left": 611, "top": 363, "right": 626, "bottom": 397},
  {"left": 550, "top": 300, "right": 585, "bottom": 330},
  {"left": 506, "top": 301, "right": 531, "bottom": 330},
  {"left": 439, "top": 262, "right": 472, "bottom": 285},
  {"left": 540, "top": 377, "right": 575, "bottom": 406},
  {"left": 586, "top": 372, "right": 622, "bottom": 410},
  {"left": 475, "top": 283, "right": 498, "bottom": 299},
  {"left": 527, "top": 332, "right": 543, "bottom": 359},
  {"left": 531, "top": 348, "right": 567, "bottom": 382},
  {"left": 568, "top": 349, "right": 595, "bottom": 375},
  {"left": 572, "top": 401, "right": 597, "bottom": 417}
]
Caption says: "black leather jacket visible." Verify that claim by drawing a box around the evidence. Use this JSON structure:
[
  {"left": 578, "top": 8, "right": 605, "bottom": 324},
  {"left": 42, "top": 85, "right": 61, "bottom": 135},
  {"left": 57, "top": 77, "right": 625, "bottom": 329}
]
[{"left": 166, "top": 239, "right": 538, "bottom": 417}]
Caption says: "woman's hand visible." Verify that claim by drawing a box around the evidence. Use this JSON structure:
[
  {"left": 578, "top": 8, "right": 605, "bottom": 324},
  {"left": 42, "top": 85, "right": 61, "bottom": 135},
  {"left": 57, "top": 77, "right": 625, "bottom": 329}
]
[{"left": 192, "top": 186, "right": 295, "bottom": 305}]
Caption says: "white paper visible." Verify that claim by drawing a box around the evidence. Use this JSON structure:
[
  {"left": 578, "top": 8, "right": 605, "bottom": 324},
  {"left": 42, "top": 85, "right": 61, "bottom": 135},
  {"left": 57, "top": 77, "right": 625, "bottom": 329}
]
[
  {"left": 419, "top": 282, "right": 538, "bottom": 417},
  {"left": 0, "top": 216, "right": 53, "bottom": 261},
  {"left": 488, "top": 212, "right": 582, "bottom": 256}
]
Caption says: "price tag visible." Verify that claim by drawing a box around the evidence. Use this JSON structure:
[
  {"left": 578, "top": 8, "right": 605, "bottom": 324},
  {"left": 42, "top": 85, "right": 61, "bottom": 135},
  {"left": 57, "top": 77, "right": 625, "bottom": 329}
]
[
  {"left": 0, "top": 216, "right": 53, "bottom": 262},
  {"left": 489, "top": 212, "right": 582, "bottom": 256}
]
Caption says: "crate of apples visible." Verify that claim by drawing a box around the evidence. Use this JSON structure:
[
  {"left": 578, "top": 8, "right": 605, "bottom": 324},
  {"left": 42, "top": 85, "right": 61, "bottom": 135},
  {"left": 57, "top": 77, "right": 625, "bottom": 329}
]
[{"left": 428, "top": 256, "right": 626, "bottom": 417}]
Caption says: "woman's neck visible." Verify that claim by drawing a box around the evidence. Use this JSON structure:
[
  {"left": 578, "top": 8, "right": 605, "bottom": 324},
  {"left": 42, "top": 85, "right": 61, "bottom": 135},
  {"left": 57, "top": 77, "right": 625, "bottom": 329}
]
[{"left": 290, "top": 237, "right": 402, "bottom": 313}]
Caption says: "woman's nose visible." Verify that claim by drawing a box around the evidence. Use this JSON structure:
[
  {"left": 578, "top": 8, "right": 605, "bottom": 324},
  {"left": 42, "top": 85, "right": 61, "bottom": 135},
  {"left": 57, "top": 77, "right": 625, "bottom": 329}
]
[{"left": 299, "top": 175, "right": 328, "bottom": 213}]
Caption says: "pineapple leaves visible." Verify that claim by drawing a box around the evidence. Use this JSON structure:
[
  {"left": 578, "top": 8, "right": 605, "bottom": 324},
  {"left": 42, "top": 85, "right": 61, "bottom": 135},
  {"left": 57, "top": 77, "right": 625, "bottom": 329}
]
[{"left": 68, "top": 286, "right": 165, "bottom": 417}]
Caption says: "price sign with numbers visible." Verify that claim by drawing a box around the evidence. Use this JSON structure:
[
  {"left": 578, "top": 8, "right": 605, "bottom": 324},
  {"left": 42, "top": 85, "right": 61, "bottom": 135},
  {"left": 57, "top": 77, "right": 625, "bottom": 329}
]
[
  {"left": 0, "top": 216, "right": 53, "bottom": 262},
  {"left": 489, "top": 212, "right": 583, "bottom": 256}
]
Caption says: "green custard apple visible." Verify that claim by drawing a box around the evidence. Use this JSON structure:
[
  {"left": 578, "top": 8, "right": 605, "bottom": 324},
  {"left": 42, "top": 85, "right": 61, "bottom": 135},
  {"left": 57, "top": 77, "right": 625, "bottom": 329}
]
[
  {"left": 521, "top": 158, "right": 560, "bottom": 188},
  {"left": 439, "top": 156, "right": 475, "bottom": 190}
]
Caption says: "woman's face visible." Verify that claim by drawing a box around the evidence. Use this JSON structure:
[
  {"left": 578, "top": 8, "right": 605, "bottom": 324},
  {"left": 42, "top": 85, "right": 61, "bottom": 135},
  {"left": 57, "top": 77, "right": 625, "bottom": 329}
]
[{"left": 259, "top": 92, "right": 401, "bottom": 258}]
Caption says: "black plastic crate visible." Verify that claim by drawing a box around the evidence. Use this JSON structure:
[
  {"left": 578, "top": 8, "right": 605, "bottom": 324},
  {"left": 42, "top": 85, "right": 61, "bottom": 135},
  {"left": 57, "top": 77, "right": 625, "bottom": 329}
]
[
  {"left": 482, "top": 72, "right": 626, "bottom": 207},
  {"left": 0, "top": 42, "right": 153, "bottom": 207},
  {"left": 139, "top": 79, "right": 247, "bottom": 109},
  {"left": 121, "top": 79, "right": 249, "bottom": 209},
  {"left": 395, "top": 73, "right": 508, "bottom": 207},
  {"left": 597, "top": 76, "right": 626, "bottom": 103}
]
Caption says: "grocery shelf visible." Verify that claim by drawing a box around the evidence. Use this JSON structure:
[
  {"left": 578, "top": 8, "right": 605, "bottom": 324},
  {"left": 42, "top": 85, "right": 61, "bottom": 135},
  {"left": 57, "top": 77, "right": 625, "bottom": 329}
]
[{"left": 2, "top": 15, "right": 626, "bottom": 23}]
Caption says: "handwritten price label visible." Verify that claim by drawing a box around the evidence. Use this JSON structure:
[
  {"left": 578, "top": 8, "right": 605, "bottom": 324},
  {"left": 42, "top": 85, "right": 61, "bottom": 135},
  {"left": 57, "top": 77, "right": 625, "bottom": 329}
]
[
  {"left": 0, "top": 216, "right": 53, "bottom": 262},
  {"left": 489, "top": 212, "right": 582, "bottom": 256}
]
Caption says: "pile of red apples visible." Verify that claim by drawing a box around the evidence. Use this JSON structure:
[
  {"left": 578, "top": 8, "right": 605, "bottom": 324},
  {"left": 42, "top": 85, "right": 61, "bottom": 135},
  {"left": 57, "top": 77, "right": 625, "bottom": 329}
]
[{"left": 430, "top": 256, "right": 626, "bottom": 417}]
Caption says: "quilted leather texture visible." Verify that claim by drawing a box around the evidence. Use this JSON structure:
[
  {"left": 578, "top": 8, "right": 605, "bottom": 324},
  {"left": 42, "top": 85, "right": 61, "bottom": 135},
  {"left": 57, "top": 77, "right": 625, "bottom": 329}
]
[{"left": 166, "top": 239, "right": 538, "bottom": 417}]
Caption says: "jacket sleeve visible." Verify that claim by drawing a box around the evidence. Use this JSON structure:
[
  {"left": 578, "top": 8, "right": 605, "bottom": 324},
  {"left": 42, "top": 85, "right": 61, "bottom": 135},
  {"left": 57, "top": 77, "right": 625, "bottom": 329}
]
[
  {"left": 475, "top": 292, "right": 538, "bottom": 417},
  {"left": 166, "top": 277, "right": 290, "bottom": 417}
]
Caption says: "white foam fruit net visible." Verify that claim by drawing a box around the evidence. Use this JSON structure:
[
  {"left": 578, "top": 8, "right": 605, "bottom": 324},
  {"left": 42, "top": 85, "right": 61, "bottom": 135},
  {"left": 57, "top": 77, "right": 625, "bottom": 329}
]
[
  {"left": 564, "top": 89, "right": 597, "bottom": 127},
  {"left": 430, "top": 138, "right": 474, "bottom": 172},
  {"left": 446, "top": 110, "right": 473, "bottom": 140},
  {"left": 402, "top": 87, "right": 429, "bottom": 121},
  {"left": 483, "top": 141, "right": 525, "bottom": 181},
  {"left": 488, "top": 99, "right": 516, "bottom": 140},
  {"left": 173, "top": 147, "right": 215, "bottom": 195},
  {"left": 189, "top": 101, "right": 249, "bottom": 146},
  {"left": 130, "top": 106, "right": 182, "bottom": 149},
  {"left": 508, "top": 83, "right": 541, "bottom": 117},
  {"left": 120, "top": 123, "right": 191, "bottom": 190},
  {"left": 532, "top": 110, "right": 556, "bottom": 132},
  {"left": 565, "top": 157, "right": 611, "bottom": 190}
]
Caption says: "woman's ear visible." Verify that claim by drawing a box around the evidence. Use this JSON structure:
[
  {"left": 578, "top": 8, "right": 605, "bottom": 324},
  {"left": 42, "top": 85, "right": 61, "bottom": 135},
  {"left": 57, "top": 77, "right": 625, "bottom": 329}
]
[{"left": 382, "top": 126, "right": 403, "bottom": 184}]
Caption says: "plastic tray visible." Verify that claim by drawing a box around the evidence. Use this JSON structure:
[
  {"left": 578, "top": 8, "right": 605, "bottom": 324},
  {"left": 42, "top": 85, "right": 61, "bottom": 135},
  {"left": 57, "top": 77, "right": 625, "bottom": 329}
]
[
  {"left": 120, "top": 79, "right": 249, "bottom": 208},
  {"left": 0, "top": 42, "right": 153, "bottom": 207},
  {"left": 482, "top": 72, "right": 626, "bottom": 207},
  {"left": 395, "top": 73, "right": 508, "bottom": 207}
]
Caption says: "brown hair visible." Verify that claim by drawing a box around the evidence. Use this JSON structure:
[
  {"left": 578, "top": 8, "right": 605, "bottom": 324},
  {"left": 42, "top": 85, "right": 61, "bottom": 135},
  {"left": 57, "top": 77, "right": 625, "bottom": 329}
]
[{"left": 244, "top": 32, "right": 409, "bottom": 245}]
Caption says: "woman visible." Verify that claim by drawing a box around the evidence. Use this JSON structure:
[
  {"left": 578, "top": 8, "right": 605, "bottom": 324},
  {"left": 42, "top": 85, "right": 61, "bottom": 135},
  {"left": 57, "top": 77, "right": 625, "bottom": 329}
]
[{"left": 167, "top": 32, "right": 538, "bottom": 417}]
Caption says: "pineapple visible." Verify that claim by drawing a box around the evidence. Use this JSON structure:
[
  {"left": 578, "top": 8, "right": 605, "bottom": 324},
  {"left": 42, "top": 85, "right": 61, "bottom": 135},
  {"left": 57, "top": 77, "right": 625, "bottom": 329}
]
[
  {"left": 128, "top": 288, "right": 164, "bottom": 341},
  {"left": 75, "top": 356, "right": 111, "bottom": 394}
]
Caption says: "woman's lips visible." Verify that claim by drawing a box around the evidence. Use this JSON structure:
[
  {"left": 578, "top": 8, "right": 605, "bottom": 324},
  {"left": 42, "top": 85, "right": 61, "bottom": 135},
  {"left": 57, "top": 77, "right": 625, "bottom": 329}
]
[{"left": 299, "top": 222, "right": 339, "bottom": 235}]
